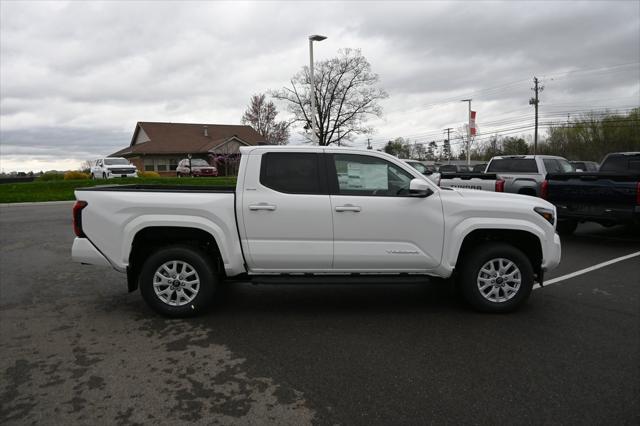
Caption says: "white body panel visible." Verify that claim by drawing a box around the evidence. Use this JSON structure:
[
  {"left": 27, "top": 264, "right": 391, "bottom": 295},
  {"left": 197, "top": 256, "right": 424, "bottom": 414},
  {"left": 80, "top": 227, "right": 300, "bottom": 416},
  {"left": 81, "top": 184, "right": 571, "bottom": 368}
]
[
  {"left": 239, "top": 148, "right": 333, "bottom": 271},
  {"left": 439, "top": 177, "right": 498, "bottom": 192}
]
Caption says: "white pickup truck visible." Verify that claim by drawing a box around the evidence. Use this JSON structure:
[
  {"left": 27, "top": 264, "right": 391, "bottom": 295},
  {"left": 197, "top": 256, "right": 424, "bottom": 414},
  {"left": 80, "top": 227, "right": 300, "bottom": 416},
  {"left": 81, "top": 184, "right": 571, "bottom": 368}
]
[{"left": 72, "top": 146, "right": 561, "bottom": 317}]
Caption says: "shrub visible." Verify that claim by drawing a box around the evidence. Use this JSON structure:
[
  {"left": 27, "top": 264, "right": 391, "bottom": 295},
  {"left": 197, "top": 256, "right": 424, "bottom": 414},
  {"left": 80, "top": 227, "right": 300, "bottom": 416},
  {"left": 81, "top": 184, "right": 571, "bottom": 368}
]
[
  {"left": 64, "top": 171, "right": 90, "bottom": 180},
  {"left": 38, "top": 172, "right": 65, "bottom": 181},
  {"left": 138, "top": 171, "right": 161, "bottom": 178}
]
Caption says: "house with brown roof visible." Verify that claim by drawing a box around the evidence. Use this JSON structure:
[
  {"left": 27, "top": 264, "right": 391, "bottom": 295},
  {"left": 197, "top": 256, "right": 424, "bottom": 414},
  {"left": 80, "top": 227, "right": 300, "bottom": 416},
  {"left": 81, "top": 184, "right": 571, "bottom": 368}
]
[{"left": 111, "top": 122, "right": 266, "bottom": 176}]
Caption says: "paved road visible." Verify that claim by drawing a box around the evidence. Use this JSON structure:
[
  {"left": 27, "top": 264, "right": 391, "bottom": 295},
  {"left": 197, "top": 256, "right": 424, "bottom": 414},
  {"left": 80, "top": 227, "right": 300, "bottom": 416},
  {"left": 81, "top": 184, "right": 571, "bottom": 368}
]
[{"left": 1, "top": 202, "right": 639, "bottom": 425}]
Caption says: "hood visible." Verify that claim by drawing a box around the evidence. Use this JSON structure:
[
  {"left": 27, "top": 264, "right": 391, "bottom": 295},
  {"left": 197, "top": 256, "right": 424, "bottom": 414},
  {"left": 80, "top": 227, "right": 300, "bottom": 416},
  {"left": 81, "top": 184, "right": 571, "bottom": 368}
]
[{"left": 441, "top": 187, "right": 557, "bottom": 228}]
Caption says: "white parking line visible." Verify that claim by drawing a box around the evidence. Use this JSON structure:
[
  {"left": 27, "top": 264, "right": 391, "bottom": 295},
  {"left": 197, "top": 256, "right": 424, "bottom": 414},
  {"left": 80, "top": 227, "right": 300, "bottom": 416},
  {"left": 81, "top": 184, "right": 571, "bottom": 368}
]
[{"left": 534, "top": 251, "right": 640, "bottom": 290}]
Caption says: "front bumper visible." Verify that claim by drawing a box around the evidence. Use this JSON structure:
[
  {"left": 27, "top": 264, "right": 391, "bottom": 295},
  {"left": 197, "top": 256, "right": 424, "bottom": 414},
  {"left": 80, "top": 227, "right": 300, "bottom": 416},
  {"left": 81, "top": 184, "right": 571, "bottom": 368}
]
[
  {"left": 72, "top": 237, "right": 112, "bottom": 267},
  {"left": 542, "top": 232, "right": 562, "bottom": 271}
]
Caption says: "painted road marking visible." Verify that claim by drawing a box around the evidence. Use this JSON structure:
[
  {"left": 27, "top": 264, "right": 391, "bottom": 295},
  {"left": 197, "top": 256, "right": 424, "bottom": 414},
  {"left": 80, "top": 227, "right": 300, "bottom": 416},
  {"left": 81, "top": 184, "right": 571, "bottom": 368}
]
[{"left": 534, "top": 250, "right": 640, "bottom": 290}]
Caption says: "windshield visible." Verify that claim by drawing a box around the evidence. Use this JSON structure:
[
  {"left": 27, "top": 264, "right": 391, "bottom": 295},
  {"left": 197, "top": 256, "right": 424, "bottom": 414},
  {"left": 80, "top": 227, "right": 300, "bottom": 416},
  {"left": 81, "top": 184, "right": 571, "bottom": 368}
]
[
  {"left": 104, "top": 158, "right": 130, "bottom": 165},
  {"left": 190, "top": 159, "right": 210, "bottom": 166}
]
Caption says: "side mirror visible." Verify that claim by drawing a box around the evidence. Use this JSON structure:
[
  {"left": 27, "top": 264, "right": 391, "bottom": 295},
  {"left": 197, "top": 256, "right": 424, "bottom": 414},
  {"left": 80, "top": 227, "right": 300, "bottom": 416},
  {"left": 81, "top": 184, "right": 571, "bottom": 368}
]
[{"left": 409, "top": 178, "right": 433, "bottom": 197}]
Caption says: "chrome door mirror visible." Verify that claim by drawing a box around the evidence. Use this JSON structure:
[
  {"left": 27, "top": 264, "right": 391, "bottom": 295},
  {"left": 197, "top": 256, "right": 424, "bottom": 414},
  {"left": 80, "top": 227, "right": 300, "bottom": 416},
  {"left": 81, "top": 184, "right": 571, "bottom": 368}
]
[{"left": 409, "top": 178, "right": 433, "bottom": 197}]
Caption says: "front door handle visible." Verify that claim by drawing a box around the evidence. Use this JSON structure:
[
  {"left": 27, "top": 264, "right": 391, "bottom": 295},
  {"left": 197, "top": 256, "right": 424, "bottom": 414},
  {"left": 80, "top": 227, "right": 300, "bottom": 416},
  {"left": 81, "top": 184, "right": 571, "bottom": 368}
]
[
  {"left": 335, "top": 205, "right": 361, "bottom": 212},
  {"left": 248, "top": 203, "right": 277, "bottom": 211}
]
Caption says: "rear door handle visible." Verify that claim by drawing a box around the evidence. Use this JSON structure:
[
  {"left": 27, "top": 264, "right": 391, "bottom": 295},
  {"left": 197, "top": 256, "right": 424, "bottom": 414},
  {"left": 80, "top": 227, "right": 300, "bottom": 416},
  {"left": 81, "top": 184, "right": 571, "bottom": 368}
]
[
  {"left": 335, "top": 205, "right": 361, "bottom": 212},
  {"left": 248, "top": 203, "right": 277, "bottom": 211}
]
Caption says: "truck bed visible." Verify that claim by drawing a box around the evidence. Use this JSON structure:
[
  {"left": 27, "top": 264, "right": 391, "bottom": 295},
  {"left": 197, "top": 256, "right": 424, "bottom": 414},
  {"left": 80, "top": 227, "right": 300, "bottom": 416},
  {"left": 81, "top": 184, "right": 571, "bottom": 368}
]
[{"left": 545, "top": 172, "right": 640, "bottom": 225}]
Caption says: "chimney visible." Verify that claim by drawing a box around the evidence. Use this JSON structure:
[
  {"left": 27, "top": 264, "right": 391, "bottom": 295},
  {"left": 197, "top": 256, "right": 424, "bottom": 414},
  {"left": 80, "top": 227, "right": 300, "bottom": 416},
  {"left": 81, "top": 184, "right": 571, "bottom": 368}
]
[{"left": 203, "top": 125, "right": 208, "bottom": 137}]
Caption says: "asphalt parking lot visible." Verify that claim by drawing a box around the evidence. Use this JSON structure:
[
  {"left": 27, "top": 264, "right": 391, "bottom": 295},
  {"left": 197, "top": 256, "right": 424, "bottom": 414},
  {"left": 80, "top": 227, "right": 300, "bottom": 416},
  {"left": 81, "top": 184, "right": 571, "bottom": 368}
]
[{"left": 1, "top": 202, "right": 639, "bottom": 425}]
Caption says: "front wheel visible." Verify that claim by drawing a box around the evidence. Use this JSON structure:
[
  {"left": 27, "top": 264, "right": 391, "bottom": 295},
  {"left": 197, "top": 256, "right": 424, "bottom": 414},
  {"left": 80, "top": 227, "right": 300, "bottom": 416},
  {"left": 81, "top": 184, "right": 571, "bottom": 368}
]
[
  {"left": 456, "top": 243, "right": 534, "bottom": 313},
  {"left": 139, "top": 245, "right": 217, "bottom": 317}
]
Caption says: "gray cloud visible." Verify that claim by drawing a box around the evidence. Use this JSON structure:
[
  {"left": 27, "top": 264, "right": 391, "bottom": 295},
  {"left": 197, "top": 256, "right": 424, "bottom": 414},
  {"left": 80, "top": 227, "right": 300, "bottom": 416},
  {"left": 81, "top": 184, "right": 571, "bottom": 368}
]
[{"left": 1, "top": 0, "right": 638, "bottom": 171}]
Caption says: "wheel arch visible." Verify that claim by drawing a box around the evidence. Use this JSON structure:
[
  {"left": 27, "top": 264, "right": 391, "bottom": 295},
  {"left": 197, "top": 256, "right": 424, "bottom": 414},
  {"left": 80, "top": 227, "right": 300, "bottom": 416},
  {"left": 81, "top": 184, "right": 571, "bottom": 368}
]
[
  {"left": 455, "top": 228, "right": 543, "bottom": 282},
  {"left": 127, "top": 226, "right": 224, "bottom": 292}
]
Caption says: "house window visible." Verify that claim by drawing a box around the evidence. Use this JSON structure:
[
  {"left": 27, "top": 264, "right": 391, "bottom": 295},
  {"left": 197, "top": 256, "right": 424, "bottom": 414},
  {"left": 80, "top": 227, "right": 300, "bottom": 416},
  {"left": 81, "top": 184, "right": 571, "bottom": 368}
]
[
  {"left": 156, "top": 159, "right": 168, "bottom": 171},
  {"left": 169, "top": 158, "right": 179, "bottom": 171},
  {"left": 144, "top": 158, "right": 155, "bottom": 171}
]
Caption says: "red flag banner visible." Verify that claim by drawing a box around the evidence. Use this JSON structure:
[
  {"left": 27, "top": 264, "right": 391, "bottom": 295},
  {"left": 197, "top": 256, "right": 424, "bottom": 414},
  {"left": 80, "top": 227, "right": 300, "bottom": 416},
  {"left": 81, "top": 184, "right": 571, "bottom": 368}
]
[{"left": 470, "top": 111, "right": 477, "bottom": 136}]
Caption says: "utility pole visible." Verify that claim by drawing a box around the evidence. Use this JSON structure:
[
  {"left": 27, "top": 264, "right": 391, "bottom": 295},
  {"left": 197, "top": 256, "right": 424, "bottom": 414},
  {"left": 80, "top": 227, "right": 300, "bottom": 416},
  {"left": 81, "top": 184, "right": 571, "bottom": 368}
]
[
  {"left": 367, "top": 138, "right": 372, "bottom": 150},
  {"left": 460, "top": 99, "right": 472, "bottom": 166},
  {"left": 529, "top": 77, "right": 544, "bottom": 155},
  {"left": 444, "top": 128, "right": 453, "bottom": 164}
]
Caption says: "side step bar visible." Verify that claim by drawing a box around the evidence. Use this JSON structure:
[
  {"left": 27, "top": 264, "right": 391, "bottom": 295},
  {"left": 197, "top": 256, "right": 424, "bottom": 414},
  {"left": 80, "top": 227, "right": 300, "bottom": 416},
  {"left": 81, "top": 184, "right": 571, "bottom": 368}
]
[{"left": 227, "top": 273, "right": 437, "bottom": 285}]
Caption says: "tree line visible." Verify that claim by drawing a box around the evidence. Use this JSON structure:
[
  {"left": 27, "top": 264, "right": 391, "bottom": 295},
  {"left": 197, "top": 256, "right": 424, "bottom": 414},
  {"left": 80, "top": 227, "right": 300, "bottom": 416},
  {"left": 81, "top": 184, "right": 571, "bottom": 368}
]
[{"left": 382, "top": 108, "right": 639, "bottom": 162}]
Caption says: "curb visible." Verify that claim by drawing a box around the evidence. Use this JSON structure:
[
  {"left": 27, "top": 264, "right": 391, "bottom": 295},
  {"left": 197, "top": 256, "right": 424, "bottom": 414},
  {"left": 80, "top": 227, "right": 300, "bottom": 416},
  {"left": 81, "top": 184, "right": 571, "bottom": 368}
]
[{"left": 0, "top": 200, "right": 75, "bottom": 207}]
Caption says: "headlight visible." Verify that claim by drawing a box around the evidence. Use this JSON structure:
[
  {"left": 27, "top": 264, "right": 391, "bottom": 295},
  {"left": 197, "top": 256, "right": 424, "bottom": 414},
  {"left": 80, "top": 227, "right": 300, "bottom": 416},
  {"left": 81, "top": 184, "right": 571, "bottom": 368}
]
[{"left": 534, "top": 207, "right": 555, "bottom": 225}]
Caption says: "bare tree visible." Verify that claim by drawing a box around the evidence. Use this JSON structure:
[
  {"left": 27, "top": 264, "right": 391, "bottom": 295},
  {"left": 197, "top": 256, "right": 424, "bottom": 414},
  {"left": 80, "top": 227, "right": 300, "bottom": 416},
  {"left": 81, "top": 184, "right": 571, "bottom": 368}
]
[
  {"left": 271, "top": 48, "right": 388, "bottom": 146},
  {"left": 241, "top": 94, "right": 290, "bottom": 145}
]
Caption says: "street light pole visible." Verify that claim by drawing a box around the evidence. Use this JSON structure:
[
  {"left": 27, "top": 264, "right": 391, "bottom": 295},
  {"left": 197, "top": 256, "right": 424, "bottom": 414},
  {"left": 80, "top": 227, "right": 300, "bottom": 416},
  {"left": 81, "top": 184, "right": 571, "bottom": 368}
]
[
  {"left": 461, "top": 99, "right": 472, "bottom": 166},
  {"left": 308, "top": 34, "right": 326, "bottom": 144}
]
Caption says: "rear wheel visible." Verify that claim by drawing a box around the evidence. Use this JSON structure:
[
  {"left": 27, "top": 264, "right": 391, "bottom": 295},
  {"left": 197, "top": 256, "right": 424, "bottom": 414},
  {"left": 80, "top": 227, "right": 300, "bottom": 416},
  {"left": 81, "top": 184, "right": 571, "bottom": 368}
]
[
  {"left": 556, "top": 220, "right": 578, "bottom": 235},
  {"left": 139, "top": 245, "right": 217, "bottom": 317},
  {"left": 456, "top": 242, "right": 534, "bottom": 313},
  {"left": 90, "top": 173, "right": 95, "bottom": 179}
]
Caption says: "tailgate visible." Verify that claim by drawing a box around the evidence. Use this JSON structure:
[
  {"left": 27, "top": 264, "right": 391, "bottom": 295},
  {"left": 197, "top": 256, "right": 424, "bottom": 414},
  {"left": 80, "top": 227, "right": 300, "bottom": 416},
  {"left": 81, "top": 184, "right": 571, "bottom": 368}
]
[{"left": 546, "top": 173, "right": 639, "bottom": 215}]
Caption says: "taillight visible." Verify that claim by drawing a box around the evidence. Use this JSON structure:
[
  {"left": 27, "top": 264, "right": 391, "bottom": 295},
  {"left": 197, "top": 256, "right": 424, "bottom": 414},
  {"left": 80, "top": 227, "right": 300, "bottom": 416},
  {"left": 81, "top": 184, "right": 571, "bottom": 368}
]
[
  {"left": 540, "top": 180, "right": 549, "bottom": 199},
  {"left": 73, "top": 201, "right": 88, "bottom": 237},
  {"left": 495, "top": 179, "right": 505, "bottom": 192}
]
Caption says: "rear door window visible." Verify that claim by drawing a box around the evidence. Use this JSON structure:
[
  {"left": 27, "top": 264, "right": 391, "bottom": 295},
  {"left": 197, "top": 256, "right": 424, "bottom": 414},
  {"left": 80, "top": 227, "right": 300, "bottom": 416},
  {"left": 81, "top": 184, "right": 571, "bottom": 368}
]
[
  {"left": 260, "top": 152, "right": 325, "bottom": 194},
  {"left": 487, "top": 159, "right": 538, "bottom": 173}
]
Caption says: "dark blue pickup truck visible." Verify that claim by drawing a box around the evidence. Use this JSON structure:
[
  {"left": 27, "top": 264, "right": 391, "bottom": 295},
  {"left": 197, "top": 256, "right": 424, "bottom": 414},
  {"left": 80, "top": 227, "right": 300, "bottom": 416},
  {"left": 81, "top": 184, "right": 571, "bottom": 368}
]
[{"left": 542, "top": 152, "right": 640, "bottom": 234}]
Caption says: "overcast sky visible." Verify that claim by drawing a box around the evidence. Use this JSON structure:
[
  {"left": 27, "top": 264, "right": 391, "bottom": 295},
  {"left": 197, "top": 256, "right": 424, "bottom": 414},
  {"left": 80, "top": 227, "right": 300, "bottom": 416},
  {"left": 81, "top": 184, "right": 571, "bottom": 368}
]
[{"left": 1, "top": 0, "right": 638, "bottom": 172}]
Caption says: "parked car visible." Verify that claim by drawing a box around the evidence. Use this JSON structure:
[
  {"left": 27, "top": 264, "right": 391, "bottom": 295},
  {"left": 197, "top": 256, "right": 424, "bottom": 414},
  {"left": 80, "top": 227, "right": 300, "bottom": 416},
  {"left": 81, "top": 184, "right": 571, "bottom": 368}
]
[
  {"left": 570, "top": 161, "right": 599, "bottom": 172},
  {"left": 543, "top": 152, "right": 640, "bottom": 234},
  {"left": 485, "top": 155, "right": 573, "bottom": 196},
  {"left": 176, "top": 158, "right": 218, "bottom": 177},
  {"left": 72, "top": 146, "right": 561, "bottom": 317},
  {"left": 90, "top": 157, "right": 137, "bottom": 179},
  {"left": 402, "top": 159, "right": 440, "bottom": 184}
]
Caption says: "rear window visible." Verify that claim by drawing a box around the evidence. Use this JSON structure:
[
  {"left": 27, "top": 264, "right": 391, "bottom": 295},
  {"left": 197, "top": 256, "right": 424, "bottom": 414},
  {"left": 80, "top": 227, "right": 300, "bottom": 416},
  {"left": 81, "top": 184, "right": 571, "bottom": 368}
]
[
  {"left": 599, "top": 154, "right": 640, "bottom": 173},
  {"left": 260, "top": 152, "right": 324, "bottom": 194},
  {"left": 487, "top": 158, "right": 538, "bottom": 173}
]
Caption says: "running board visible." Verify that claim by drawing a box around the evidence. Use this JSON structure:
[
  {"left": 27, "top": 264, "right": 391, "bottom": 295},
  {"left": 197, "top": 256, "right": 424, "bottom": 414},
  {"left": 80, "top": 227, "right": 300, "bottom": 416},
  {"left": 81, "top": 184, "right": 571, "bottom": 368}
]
[{"left": 227, "top": 274, "right": 436, "bottom": 285}]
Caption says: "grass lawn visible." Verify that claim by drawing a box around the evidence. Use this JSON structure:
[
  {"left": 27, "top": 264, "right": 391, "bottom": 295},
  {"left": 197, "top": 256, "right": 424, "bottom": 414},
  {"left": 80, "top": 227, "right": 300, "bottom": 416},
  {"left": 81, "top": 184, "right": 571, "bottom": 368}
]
[{"left": 0, "top": 177, "right": 237, "bottom": 203}]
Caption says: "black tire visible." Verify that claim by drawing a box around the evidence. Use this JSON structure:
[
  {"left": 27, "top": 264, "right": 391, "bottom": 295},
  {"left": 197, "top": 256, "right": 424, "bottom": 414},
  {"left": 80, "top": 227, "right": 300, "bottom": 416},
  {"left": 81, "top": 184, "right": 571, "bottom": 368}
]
[
  {"left": 177, "top": 172, "right": 182, "bottom": 178},
  {"left": 90, "top": 173, "right": 95, "bottom": 180},
  {"left": 556, "top": 220, "right": 578, "bottom": 235},
  {"left": 456, "top": 242, "right": 534, "bottom": 313},
  {"left": 102, "top": 172, "right": 107, "bottom": 179},
  {"left": 139, "top": 245, "right": 217, "bottom": 317}
]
